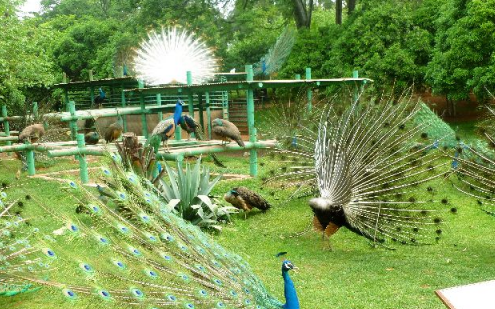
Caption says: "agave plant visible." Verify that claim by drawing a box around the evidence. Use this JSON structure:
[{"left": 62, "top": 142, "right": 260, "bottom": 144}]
[{"left": 158, "top": 159, "right": 237, "bottom": 230}]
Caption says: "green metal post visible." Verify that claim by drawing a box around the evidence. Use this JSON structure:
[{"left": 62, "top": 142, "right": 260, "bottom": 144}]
[
  {"left": 139, "top": 81, "right": 148, "bottom": 138},
  {"left": 185, "top": 71, "right": 195, "bottom": 139},
  {"left": 205, "top": 92, "right": 212, "bottom": 140},
  {"left": 76, "top": 133, "right": 89, "bottom": 183},
  {"left": 198, "top": 93, "right": 205, "bottom": 131},
  {"left": 1, "top": 105, "right": 11, "bottom": 152},
  {"left": 220, "top": 76, "right": 229, "bottom": 120},
  {"left": 121, "top": 87, "right": 128, "bottom": 132},
  {"left": 69, "top": 101, "right": 78, "bottom": 140},
  {"left": 306, "top": 68, "right": 312, "bottom": 113},
  {"left": 295, "top": 74, "right": 301, "bottom": 80},
  {"left": 33, "top": 102, "right": 38, "bottom": 120},
  {"left": 25, "top": 141, "right": 35, "bottom": 176},
  {"left": 353, "top": 70, "right": 360, "bottom": 103},
  {"left": 63, "top": 73, "right": 70, "bottom": 112},
  {"left": 245, "top": 64, "right": 257, "bottom": 176},
  {"left": 90, "top": 86, "right": 95, "bottom": 107},
  {"left": 156, "top": 93, "right": 163, "bottom": 121}
]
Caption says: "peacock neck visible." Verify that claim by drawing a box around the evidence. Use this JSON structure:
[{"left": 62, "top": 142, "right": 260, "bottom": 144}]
[
  {"left": 173, "top": 104, "right": 183, "bottom": 125},
  {"left": 282, "top": 271, "right": 299, "bottom": 309}
]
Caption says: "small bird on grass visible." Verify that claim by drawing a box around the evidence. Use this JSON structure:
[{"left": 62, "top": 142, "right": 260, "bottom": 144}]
[{"left": 224, "top": 186, "right": 270, "bottom": 219}]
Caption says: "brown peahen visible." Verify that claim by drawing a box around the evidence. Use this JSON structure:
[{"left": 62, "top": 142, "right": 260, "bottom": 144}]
[
  {"left": 104, "top": 114, "right": 123, "bottom": 143},
  {"left": 264, "top": 90, "right": 456, "bottom": 248},
  {"left": 179, "top": 115, "right": 227, "bottom": 168},
  {"left": 18, "top": 124, "right": 45, "bottom": 143},
  {"left": 224, "top": 187, "right": 271, "bottom": 219},
  {"left": 0, "top": 155, "right": 295, "bottom": 308},
  {"left": 212, "top": 118, "right": 245, "bottom": 147}
]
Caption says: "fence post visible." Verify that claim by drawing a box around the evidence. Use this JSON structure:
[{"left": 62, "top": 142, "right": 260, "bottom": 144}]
[
  {"left": 306, "top": 67, "right": 312, "bottom": 113},
  {"left": 25, "top": 142, "right": 35, "bottom": 176},
  {"left": 206, "top": 92, "right": 212, "bottom": 140},
  {"left": 76, "top": 133, "right": 89, "bottom": 183},
  {"left": 138, "top": 81, "right": 148, "bottom": 138},
  {"left": 69, "top": 101, "right": 78, "bottom": 140},
  {"left": 121, "top": 87, "right": 128, "bottom": 132},
  {"left": 221, "top": 75, "right": 229, "bottom": 121},
  {"left": 353, "top": 70, "right": 360, "bottom": 103},
  {"left": 2, "top": 105, "right": 11, "bottom": 150},
  {"left": 245, "top": 64, "right": 257, "bottom": 177}
]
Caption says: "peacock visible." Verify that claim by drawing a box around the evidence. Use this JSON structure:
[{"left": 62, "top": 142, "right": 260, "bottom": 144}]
[
  {"left": 0, "top": 153, "right": 298, "bottom": 309},
  {"left": 149, "top": 100, "right": 183, "bottom": 152},
  {"left": 18, "top": 123, "right": 45, "bottom": 143},
  {"left": 264, "top": 90, "right": 456, "bottom": 248},
  {"left": 224, "top": 187, "right": 271, "bottom": 219},
  {"left": 179, "top": 115, "right": 227, "bottom": 168},
  {"left": 452, "top": 104, "right": 495, "bottom": 216},
  {"left": 104, "top": 113, "right": 123, "bottom": 143},
  {"left": 85, "top": 88, "right": 106, "bottom": 132},
  {"left": 84, "top": 131, "right": 100, "bottom": 145},
  {"left": 212, "top": 118, "right": 245, "bottom": 147},
  {"left": 275, "top": 252, "right": 299, "bottom": 309}
]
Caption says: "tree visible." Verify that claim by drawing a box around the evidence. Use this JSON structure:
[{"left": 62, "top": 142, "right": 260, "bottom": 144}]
[
  {"left": 427, "top": 0, "right": 495, "bottom": 105},
  {"left": 0, "top": 2, "right": 55, "bottom": 111}
]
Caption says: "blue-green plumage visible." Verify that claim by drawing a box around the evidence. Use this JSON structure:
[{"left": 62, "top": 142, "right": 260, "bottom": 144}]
[{"left": 150, "top": 100, "right": 183, "bottom": 151}]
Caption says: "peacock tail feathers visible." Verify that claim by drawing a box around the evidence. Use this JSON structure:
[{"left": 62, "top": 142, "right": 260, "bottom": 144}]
[
  {"left": 0, "top": 154, "right": 283, "bottom": 308},
  {"left": 254, "top": 27, "right": 296, "bottom": 77},
  {"left": 263, "top": 89, "right": 456, "bottom": 247}
]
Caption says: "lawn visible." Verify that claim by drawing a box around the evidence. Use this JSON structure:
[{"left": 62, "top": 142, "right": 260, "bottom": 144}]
[{"left": 1, "top": 121, "right": 495, "bottom": 309}]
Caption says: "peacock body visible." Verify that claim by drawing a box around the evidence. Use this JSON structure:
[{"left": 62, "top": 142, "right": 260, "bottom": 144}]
[
  {"left": 149, "top": 100, "right": 183, "bottom": 151},
  {"left": 224, "top": 187, "right": 271, "bottom": 217},
  {"left": 212, "top": 119, "right": 245, "bottom": 147},
  {"left": 179, "top": 115, "right": 226, "bottom": 168},
  {"left": 104, "top": 115, "right": 124, "bottom": 143},
  {"left": 265, "top": 91, "right": 455, "bottom": 247},
  {"left": 84, "top": 132, "right": 100, "bottom": 145},
  {"left": 0, "top": 155, "right": 292, "bottom": 308},
  {"left": 18, "top": 124, "right": 45, "bottom": 143}
]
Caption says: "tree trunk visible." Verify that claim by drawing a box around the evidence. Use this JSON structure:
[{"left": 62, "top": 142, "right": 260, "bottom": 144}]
[
  {"left": 347, "top": 0, "right": 356, "bottom": 15},
  {"left": 292, "top": 0, "right": 311, "bottom": 28},
  {"left": 336, "top": 0, "right": 343, "bottom": 25}
]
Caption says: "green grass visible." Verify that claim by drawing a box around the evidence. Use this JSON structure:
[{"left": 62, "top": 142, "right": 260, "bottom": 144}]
[{"left": 1, "top": 129, "right": 495, "bottom": 309}]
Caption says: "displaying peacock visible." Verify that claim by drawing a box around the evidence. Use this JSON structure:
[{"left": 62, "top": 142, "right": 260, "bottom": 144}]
[
  {"left": 212, "top": 118, "right": 245, "bottom": 147},
  {"left": 264, "top": 90, "right": 456, "bottom": 247},
  {"left": 148, "top": 100, "right": 183, "bottom": 152},
  {"left": 0, "top": 154, "right": 297, "bottom": 309},
  {"left": 453, "top": 104, "right": 495, "bottom": 216},
  {"left": 224, "top": 187, "right": 271, "bottom": 219},
  {"left": 179, "top": 115, "right": 227, "bottom": 168}
]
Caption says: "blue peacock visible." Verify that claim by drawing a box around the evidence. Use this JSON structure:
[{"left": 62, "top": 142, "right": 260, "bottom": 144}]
[
  {"left": 148, "top": 100, "right": 183, "bottom": 152},
  {"left": 0, "top": 153, "right": 300, "bottom": 308}
]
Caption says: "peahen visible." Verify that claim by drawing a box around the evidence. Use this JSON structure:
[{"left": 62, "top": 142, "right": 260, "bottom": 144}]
[
  {"left": 0, "top": 155, "right": 297, "bottom": 309},
  {"left": 224, "top": 187, "right": 271, "bottom": 219},
  {"left": 18, "top": 124, "right": 45, "bottom": 143},
  {"left": 265, "top": 91, "right": 455, "bottom": 247},
  {"left": 104, "top": 113, "right": 123, "bottom": 143},
  {"left": 149, "top": 100, "right": 183, "bottom": 152},
  {"left": 179, "top": 115, "right": 227, "bottom": 168},
  {"left": 212, "top": 118, "right": 245, "bottom": 147}
]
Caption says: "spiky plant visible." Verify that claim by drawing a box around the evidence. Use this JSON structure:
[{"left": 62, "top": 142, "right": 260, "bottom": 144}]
[{"left": 158, "top": 159, "right": 237, "bottom": 230}]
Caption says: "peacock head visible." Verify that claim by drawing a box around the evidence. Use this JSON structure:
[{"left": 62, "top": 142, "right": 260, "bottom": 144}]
[
  {"left": 281, "top": 260, "right": 298, "bottom": 273},
  {"left": 229, "top": 189, "right": 239, "bottom": 197}
]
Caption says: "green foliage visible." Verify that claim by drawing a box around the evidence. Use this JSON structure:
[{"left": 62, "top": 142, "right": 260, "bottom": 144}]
[
  {"left": 427, "top": 0, "right": 495, "bottom": 101},
  {"left": 322, "top": 0, "right": 433, "bottom": 91},
  {"left": 158, "top": 159, "right": 237, "bottom": 230},
  {"left": 0, "top": 9, "right": 55, "bottom": 110}
]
